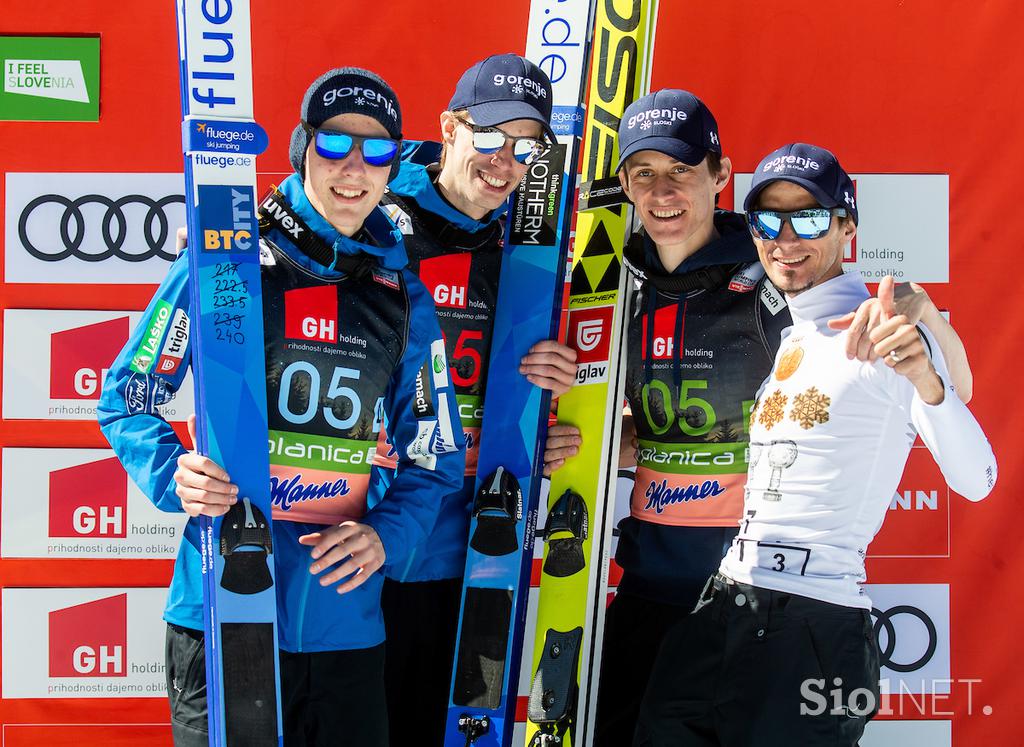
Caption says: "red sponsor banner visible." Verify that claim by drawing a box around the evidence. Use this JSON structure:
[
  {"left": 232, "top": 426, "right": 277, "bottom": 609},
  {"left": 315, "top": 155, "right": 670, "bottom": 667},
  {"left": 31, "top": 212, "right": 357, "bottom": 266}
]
[
  {"left": 48, "top": 456, "right": 128, "bottom": 539},
  {"left": 48, "top": 594, "right": 128, "bottom": 678},
  {"left": 284, "top": 285, "right": 338, "bottom": 343},
  {"left": 49, "top": 317, "right": 129, "bottom": 400},
  {"left": 419, "top": 253, "right": 472, "bottom": 309}
]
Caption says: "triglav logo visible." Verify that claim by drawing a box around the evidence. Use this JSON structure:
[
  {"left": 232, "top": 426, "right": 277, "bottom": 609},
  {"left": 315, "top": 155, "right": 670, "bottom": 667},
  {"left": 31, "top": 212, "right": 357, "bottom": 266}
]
[
  {"left": 50, "top": 317, "right": 129, "bottom": 399},
  {"left": 323, "top": 85, "right": 399, "bottom": 122},
  {"left": 49, "top": 457, "right": 127, "bottom": 539},
  {"left": 628, "top": 108, "right": 686, "bottom": 131},
  {"left": 492, "top": 73, "right": 547, "bottom": 99},
  {"left": 285, "top": 285, "right": 338, "bottom": 344},
  {"left": 4, "top": 59, "right": 89, "bottom": 103},
  {"left": 48, "top": 594, "right": 127, "bottom": 677},
  {"left": 420, "top": 254, "right": 471, "bottom": 309},
  {"left": 570, "top": 306, "right": 613, "bottom": 363}
]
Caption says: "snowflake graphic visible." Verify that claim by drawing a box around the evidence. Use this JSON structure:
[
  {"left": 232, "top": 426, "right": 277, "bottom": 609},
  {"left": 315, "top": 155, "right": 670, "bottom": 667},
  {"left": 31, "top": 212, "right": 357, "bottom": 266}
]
[
  {"left": 512, "top": 84, "right": 524, "bottom": 94},
  {"left": 356, "top": 96, "right": 366, "bottom": 106},
  {"left": 757, "top": 390, "right": 787, "bottom": 430},
  {"left": 790, "top": 387, "right": 831, "bottom": 430},
  {"left": 640, "top": 120, "right": 653, "bottom": 130}
]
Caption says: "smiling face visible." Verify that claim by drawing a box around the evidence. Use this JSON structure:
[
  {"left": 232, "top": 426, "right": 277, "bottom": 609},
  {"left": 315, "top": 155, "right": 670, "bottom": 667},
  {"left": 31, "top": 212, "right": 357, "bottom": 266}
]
[
  {"left": 302, "top": 112, "right": 392, "bottom": 237},
  {"left": 752, "top": 181, "right": 857, "bottom": 296},
  {"left": 618, "top": 150, "right": 731, "bottom": 271},
  {"left": 436, "top": 111, "right": 542, "bottom": 220}
]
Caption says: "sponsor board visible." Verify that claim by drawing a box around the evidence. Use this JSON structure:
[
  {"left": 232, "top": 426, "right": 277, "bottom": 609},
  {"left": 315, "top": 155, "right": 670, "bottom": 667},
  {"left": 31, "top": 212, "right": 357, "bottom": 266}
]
[
  {"left": 2, "top": 587, "right": 166, "bottom": 698},
  {"left": 865, "top": 584, "right": 950, "bottom": 695},
  {"left": 869, "top": 446, "right": 950, "bottom": 558},
  {"left": 2, "top": 309, "right": 194, "bottom": 421},
  {"left": 5, "top": 172, "right": 186, "bottom": 283},
  {"left": 733, "top": 173, "right": 949, "bottom": 283},
  {"left": 0, "top": 36, "right": 99, "bottom": 121},
  {"left": 1, "top": 448, "right": 183, "bottom": 558}
]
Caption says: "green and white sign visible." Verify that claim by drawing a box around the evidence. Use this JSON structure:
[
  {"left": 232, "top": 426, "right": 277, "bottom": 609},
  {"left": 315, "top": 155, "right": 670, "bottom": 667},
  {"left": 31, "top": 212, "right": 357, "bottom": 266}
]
[{"left": 1, "top": 36, "right": 99, "bottom": 122}]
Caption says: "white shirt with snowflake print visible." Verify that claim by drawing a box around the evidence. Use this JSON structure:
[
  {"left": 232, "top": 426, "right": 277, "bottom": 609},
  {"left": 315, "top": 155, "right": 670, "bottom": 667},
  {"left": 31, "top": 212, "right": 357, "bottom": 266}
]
[{"left": 718, "top": 271, "right": 996, "bottom": 609}]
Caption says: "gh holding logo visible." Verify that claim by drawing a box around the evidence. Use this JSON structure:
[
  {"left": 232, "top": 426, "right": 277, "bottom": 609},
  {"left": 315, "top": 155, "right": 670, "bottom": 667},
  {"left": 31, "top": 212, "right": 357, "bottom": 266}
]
[
  {"left": 50, "top": 317, "right": 128, "bottom": 399},
  {"left": 420, "top": 254, "right": 471, "bottom": 309},
  {"left": 285, "top": 285, "right": 338, "bottom": 344},
  {"left": 49, "top": 457, "right": 127, "bottom": 539},
  {"left": 49, "top": 594, "right": 127, "bottom": 677},
  {"left": 641, "top": 304, "right": 682, "bottom": 360}
]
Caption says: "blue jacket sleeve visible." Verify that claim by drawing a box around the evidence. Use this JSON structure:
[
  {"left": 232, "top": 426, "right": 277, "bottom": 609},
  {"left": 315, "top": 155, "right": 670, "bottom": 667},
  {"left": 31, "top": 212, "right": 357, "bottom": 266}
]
[
  {"left": 360, "top": 272, "right": 466, "bottom": 565},
  {"left": 97, "top": 254, "right": 194, "bottom": 513}
]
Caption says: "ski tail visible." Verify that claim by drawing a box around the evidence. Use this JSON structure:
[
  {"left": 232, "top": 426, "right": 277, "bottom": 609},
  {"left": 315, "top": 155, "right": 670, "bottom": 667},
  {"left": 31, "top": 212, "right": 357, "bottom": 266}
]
[
  {"left": 442, "top": 2, "right": 600, "bottom": 745},
  {"left": 175, "top": 1, "right": 284, "bottom": 745},
  {"left": 523, "top": 1, "right": 659, "bottom": 746}
]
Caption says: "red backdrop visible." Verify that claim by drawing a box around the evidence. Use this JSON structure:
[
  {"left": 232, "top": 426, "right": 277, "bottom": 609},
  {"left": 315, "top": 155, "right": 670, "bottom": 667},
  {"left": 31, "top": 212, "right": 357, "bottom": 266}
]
[{"left": 1, "top": 1, "right": 1017, "bottom": 744}]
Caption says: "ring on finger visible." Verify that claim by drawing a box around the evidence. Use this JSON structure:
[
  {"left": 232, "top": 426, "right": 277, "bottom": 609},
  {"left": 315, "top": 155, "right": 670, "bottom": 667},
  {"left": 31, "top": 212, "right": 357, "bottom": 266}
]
[{"left": 888, "top": 349, "right": 902, "bottom": 363}]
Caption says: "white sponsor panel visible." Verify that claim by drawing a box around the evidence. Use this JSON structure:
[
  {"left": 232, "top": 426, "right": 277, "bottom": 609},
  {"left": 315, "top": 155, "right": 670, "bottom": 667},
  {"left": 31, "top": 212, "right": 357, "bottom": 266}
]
[
  {"left": 1, "top": 448, "right": 183, "bottom": 559},
  {"left": 862, "top": 719, "right": 951, "bottom": 747},
  {"left": 733, "top": 173, "right": 949, "bottom": 283},
  {"left": 865, "top": 583, "right": 950, "bottom": 695},
  {"left": 2, "top": 309, "right": 194, "bottom": 421},
  {"left": 2, "top": 587, "right": 166, "bottom": 699},
  {"left": 5, "top": 172, "right": 186, "bottom": 283}
]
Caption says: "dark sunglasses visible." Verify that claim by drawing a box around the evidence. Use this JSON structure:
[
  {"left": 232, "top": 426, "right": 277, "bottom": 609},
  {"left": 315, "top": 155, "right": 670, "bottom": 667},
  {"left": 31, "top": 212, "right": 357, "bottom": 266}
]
[
  {"left": 454, "top": 117, "right": 549, "bottom": 165},
  {"left": 302, "top": 122, "right": 400, "bottom": 167},
  {"left": 747, "top": 208, "right": 847, "bottom": 241}
]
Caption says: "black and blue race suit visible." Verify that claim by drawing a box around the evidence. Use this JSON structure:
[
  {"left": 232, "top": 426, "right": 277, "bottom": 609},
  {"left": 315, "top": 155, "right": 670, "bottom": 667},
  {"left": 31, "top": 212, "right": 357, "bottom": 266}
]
[{"left": 98, "top": 174, "right": 465, "bottom": 653}]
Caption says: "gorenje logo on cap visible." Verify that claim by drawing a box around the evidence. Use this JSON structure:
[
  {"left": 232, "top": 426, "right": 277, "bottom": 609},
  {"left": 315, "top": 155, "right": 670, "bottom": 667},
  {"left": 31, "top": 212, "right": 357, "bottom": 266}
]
[
  {"left": 492, "top": 74, "right": 547, "bottom": 99},
  {"left": 323, "top": 85, "right": 399, "bottom": 122},
  {"left": 763, "top": 155, "right": 821, "bottom": 173},
  {"left": 627, "top": 108, "right": 687, "bottom": 131}
]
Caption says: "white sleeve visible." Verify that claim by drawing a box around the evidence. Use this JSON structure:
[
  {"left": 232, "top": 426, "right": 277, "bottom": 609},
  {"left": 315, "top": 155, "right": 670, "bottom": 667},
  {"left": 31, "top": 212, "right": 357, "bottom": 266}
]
[{"left": 901, "top": 324, "right": 997, "bottom": 501}]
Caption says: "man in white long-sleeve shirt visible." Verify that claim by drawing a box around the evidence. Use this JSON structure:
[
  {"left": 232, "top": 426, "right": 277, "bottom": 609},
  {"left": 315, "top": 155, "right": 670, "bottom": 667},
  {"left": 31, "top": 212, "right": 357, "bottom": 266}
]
[{"left": 634, "top": 142, "right": 997, "bottom": 747}]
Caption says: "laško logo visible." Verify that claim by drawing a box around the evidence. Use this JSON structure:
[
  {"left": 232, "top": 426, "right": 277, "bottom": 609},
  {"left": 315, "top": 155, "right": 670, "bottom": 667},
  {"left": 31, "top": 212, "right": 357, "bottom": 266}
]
[
  {"left": 569, "top": 306, "right": 613, "bottom": 364},
  {"left": 285, "top": 285, "right": 338, "bottom": 344},
  {"left": 49, "top": 457, "right": 127, "bottom": 539},
  {"left": 419, "top": 254, "right": 471, "bottom": 309},
  {"left": 50, "top": 317, "right": 129, "bottom": 399},
  {"left": 641, "top": 304, "right": 682, "bottom": 360},
  {"left": 49, "top": 594, "right": 127, "bottom": 677}
]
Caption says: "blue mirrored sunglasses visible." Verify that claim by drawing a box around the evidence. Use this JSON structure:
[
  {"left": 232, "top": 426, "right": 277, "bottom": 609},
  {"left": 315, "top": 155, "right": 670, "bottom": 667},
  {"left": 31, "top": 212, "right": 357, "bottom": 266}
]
[
  {"left": 302, "top": 122, "right": 400, "bottom": 167},
  {"left": 747, "top": 208, "right": 847, "bottom": 241}
]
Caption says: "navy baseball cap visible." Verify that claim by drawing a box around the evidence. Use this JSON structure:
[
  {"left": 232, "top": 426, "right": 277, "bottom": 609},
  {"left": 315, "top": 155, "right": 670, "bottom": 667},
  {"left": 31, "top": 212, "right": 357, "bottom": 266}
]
[
  {"left": 448, "top": 54, "right": 556, "bottom": 143},
  {"left": 616, "top": 89, "right": 721, "bottom": 172},
  {"left": 743, "top": 143, "right": 859, "bottom": 224}
]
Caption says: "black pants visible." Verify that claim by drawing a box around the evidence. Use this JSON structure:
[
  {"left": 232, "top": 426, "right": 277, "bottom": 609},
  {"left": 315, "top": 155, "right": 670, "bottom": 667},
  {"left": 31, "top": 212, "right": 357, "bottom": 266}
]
[
  {"left": 381, "top": 576, "right": 463, "bottom": 747},
  {"left": 634, "top": 575, "right": 880, "bottom": 747},
  {"left": 165, "top": 624, "right": 209, "bottom": 747},
  {"left": 593, "top": 592, "right": 694, "bottom": 747},
  {"left": 280, "top": 644, "right": 389, "bottom": 747},
  {"left": 165, "top": 624, "right": 389, "bottom": 747}
]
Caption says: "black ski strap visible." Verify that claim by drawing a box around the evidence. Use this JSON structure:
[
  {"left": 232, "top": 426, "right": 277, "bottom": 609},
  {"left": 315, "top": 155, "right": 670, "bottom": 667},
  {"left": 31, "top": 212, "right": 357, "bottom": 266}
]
[
  {"left": 219, "top": 497, "right": 273, "bottom": 595},
  {"left": 623, "top": 233, "right": 740, "bottom": 294},
  {"left": 527, "top": 627, "right": 582, "bottom": 745},
  {"left": 258, "top": 185, "right": 376, "bottom": 278},
  {"left": 469, "top": 466, "right": 521, "bottom": 557},
  {"left": 540, "top": 489, "right": 588, "bottom": 578}
]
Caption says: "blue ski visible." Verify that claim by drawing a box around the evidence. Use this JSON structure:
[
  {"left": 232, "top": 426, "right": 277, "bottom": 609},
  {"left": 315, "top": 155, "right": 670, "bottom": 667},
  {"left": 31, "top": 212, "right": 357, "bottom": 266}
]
[
  {"left": 175, "top": 1, "right": 283, "bottom": 745},
  {"left": 443, "top": 2, "right": 597, "bottom": 745}
]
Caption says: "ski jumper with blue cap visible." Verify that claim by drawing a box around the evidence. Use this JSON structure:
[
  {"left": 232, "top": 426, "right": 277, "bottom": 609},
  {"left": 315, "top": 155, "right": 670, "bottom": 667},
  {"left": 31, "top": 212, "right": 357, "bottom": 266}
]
[{"left": 99, "top": 173, "right": 465, "bottom": 653}]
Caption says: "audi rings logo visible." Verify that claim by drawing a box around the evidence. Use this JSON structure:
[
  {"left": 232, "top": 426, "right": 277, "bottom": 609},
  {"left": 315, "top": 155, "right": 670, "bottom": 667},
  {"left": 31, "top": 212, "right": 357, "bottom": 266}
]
[
  {"left": 18, "top": 193, "right": 184, "bottom": 263},
  {"left": 871, "top": 604, "right": 938, "bottom": 673}
]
